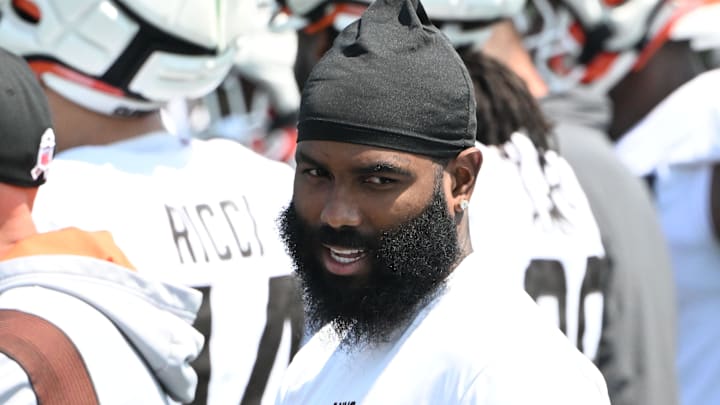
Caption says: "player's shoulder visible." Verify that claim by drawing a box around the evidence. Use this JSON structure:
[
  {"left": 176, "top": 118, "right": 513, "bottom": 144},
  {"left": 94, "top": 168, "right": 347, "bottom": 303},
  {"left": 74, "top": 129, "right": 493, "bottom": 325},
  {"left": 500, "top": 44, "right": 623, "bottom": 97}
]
[
  {"left": 192, "top": 137, "right": 294, "bottom": 180},
  {"left": 435, "top": 272, "right": 609, "bottom": 402}
]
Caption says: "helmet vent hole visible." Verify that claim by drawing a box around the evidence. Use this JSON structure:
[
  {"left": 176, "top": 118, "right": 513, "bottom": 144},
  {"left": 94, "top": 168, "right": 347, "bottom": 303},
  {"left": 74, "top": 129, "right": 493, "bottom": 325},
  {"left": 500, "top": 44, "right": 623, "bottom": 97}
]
[{"left": 12, "top": 0, "right": 41, "bottom": 24}]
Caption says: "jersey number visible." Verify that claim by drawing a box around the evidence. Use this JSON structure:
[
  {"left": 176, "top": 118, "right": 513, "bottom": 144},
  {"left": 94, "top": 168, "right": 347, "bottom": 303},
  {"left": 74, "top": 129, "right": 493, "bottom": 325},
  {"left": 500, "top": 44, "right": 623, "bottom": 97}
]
[
  {"left": 190, "top": 275, "right": 304, "bottom": 405},
  {"left": 524, "top": 257, "right": 606, "bottom": 359}
]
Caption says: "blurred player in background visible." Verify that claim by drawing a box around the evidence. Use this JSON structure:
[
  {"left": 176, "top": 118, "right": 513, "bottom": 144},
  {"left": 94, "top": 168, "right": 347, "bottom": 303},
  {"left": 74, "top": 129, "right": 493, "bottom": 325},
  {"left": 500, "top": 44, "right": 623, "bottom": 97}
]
[
  {"left": 527, "top": 1, "right": 720, "bottom": 403},
  {"left": 430, "top": 2, "right": 678, "bottom": 403},
  {"left": 446, "top": 5, "right": 678, "bottom": 405},
  {"left": 0, "top": 46, "right": 204, "bottom": 405},
  {"left": 0, "top": 1, "right": 303, "bottom": 404},
  {"left": 166, "top": 0, "right": 301, "bottom": 165}
]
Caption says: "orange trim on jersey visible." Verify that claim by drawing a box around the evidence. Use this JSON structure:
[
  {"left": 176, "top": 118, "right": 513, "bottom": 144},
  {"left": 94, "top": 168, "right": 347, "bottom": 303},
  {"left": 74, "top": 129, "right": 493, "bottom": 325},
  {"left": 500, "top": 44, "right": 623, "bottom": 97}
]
[
  {"left": 28, "top": 61, "right": 125, "bottom": 97},
  {"left": 1, "top": 228, "right": 136, "bottom": 271},
  {"left": 581, "top": 52, "right": 619, "bottom": 83},
  {"left": 12, "top": 0, "right": 41, "bottom": 22},
  {"left": 633, "top": 0, "right": 719, "bottom": 72},
  {"left": 303, "top": 3, "right": 367, "bottom": 34}
]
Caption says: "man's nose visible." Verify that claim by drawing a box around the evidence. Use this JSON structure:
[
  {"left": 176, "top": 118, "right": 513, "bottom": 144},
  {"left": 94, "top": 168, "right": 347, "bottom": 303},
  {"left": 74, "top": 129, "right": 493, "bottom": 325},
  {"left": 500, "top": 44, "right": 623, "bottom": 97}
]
[{"left": 320, "top": 187, "right": 362, "bottom": 229}]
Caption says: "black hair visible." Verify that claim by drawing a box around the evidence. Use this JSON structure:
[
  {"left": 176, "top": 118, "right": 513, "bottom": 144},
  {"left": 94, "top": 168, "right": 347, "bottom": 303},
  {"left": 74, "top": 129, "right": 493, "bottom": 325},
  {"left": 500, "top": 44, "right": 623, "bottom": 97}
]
[
  {"left": 459, "top": 47, "right": 554, "bottom": 151},
  {"left": 460, "top": 47, "right": 570, "bottom": 221}
]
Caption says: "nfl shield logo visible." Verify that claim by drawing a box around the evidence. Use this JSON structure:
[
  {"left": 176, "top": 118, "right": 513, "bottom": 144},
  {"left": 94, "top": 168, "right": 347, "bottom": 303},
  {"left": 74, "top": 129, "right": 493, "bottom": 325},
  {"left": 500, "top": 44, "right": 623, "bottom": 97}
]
[{"left": 30, "top": 128, "right": 56, "bottom": 181}]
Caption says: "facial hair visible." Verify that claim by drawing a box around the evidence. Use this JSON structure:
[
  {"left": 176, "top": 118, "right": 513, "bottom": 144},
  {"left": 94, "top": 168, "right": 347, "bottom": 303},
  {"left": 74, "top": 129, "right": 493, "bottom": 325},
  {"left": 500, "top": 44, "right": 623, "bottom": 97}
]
[{"left": 278, "top": 182, "right": 460, "bottom": 348}]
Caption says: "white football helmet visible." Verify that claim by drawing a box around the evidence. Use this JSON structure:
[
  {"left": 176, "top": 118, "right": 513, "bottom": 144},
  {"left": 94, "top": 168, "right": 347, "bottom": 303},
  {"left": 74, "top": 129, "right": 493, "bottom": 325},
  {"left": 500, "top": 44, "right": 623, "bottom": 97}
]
[
  {"left": 422, "top": 0, "right": 525, "bottom": 47},
  {"left": 271, "top": 0, "right": 371, "bottom": 33},
  {"left": 521, "top": 0, "right": 720, "bottom": 93},
  {"left": 273, "top": 0, "right": 524, "bottom": 48},
  {"left": 0, "top": 0, "right": 238, "bottom": 116}
]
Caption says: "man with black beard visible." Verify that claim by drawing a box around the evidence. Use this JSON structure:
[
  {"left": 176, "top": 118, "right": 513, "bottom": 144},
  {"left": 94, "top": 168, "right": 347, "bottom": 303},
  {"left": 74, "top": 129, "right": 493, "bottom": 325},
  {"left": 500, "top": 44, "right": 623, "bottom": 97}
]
[
  {"left": 273, "top": 0, "right": 610, "bottom": 403},
  {"left": 281, "top": 168, "right": 457, "bottom": 345}
]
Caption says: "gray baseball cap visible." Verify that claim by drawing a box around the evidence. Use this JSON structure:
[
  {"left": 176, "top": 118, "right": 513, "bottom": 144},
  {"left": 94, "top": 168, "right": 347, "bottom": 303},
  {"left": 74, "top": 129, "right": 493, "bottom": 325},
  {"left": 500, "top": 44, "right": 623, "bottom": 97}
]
[{"left": 0, "top": 47, "right": 55, "bottom": 188}]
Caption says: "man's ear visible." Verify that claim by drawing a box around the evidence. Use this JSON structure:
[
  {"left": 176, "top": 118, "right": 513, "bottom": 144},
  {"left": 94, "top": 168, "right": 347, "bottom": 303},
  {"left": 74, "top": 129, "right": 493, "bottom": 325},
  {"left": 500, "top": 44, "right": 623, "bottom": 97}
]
[{"left": 447, "top": 147, "right": 482, "bottom": 213}]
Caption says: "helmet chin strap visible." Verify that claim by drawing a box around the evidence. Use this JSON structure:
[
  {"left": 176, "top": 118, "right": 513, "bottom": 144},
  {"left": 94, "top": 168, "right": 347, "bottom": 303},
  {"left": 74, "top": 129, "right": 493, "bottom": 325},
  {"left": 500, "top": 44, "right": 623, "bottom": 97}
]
[{"left": 43, "top": 72, "right": 162, "bottom": 116}]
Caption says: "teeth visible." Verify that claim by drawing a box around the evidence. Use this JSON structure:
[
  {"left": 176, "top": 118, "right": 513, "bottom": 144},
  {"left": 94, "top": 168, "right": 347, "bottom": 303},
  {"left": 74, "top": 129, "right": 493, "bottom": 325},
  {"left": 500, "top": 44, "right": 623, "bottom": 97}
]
[
  {"left": 327, "top": 246, "right": 366, "bottom": 264},
  {"left": 330, "top": 252, "right": 362, "bottom": 264},
  {"left": 329, "top": 247, "right": 364, "bottom": 255}
]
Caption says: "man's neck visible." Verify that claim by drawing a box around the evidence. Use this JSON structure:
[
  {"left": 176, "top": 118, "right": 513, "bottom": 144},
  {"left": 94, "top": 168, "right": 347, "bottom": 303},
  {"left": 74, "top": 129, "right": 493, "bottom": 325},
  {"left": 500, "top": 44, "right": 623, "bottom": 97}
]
[
  {"left": 46, "top": 89, "right": 165, "bottom": 153},
  {"left": 454, "top": 219, "right": 474, "bottom": 269},
  {"left": 482, "top": 21, "right": 549, "bottom": 99},
  {"left": 0, "top": 186, "right": 38, "bottom": 259}
]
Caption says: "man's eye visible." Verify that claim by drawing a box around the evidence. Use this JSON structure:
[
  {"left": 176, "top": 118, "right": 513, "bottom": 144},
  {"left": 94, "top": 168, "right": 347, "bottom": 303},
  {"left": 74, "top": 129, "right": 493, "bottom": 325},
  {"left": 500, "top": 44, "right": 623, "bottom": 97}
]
[
  {"left": 364, "top": 176, "right": 395, "bottom": 185},
  {"left": 304, "top": 168, "right": 329, "bottom": 178}
]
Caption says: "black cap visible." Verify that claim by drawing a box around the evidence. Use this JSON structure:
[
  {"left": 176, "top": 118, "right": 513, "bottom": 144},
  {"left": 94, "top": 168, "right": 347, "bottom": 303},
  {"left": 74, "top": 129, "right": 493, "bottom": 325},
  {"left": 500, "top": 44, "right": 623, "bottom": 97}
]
[
  {"left": 297, "top": 0, "right": 477, "bottom": 158},
  {"left": 0, "top": 47, "right": 55, "bottom": 188}
]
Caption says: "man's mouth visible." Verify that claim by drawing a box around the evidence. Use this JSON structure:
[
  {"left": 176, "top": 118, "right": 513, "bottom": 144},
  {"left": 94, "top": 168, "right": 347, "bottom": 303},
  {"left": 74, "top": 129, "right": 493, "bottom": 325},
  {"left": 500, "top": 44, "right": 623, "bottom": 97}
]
[
  {"left": 328, "top": 246, "right": 367, "bottom": 263},
  {"left": 322, "top": 245, "right": 369, "bottom": 276}
]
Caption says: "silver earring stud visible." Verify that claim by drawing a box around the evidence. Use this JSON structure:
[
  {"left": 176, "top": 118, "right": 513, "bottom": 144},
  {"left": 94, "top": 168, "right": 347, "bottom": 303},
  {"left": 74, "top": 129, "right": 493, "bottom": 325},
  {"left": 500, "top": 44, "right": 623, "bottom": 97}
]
[{"left": 460, "top": 200, "right": 469, "bottom": 211}]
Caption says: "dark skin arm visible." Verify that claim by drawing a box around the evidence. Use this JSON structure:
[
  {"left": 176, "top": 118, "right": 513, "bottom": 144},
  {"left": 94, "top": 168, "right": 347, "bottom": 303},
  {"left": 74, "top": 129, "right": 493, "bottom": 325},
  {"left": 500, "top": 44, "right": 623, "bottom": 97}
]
[{"left": 712, "top": 164, "right": 720, "bottom": 241}]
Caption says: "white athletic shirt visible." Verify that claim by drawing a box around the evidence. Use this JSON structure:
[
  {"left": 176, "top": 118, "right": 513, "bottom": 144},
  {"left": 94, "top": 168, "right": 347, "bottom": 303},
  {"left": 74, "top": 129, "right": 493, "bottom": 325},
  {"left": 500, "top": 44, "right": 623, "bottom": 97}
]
[
  {"left": 32, "top": 133, "right": 301, "bottom": 405},
  {"left": 470, "top": 133, "right": 607, "bottom": 361},
  {"left": 615, "top": 69, "right": 720, "bottom": 405},
  {"left": 275, "top": 252, "right": 611, "bottom": 405}
]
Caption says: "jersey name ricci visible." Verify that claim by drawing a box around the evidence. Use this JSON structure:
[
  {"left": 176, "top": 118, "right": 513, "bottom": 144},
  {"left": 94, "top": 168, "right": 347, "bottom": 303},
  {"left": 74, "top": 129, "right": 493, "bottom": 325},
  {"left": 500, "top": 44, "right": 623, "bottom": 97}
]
[{"left": 165, "top": 198, "right": 264, "bottom": 264}]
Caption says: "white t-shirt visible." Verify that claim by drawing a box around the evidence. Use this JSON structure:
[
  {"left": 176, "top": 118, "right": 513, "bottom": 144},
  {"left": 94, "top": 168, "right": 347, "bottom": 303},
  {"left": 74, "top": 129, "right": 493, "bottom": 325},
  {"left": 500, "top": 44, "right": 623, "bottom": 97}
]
[
  {"left": 32, "top": 133, "right": 300, "bottom": 405},
  {"left": 275, "top": 252, "right": 610, "bottom": 405},
  {"left": 470, "top": 133, "right": 607, "bottom": 361},
  {"left": 615, "top": 69, "right": 720, "bottom": 405}
]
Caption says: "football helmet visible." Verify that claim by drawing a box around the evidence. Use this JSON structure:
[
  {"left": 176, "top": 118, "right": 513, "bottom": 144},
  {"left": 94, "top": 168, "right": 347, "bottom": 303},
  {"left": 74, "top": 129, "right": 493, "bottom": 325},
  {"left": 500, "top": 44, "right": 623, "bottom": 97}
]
[
  {"left": 271, "top": 0, "right": 371, "bottom": 33},
  {"left": 0, "top": 0, "right": 238, "bottom": 116},
  {"left": 422, "top": 0, "right": 525, "bottom": 47},
  {"left": 273, "top": 0, "right": 525, "bottom": 48},
  {"left": 521, "top": 0, "right": 720, "bottom": 93}
]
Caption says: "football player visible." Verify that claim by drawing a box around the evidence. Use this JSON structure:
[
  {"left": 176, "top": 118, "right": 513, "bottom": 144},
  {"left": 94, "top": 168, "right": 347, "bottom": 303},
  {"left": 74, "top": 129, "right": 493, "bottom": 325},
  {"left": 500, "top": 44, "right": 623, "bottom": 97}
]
[
  {"left": 0, "top": 1, "right": 303, "bottom": 404},
  {"left": 276, "top": 0, "right": 609, "bottom": 354},
  {"left": 528, "top": 1, "right": 720, "bottom": 404}
]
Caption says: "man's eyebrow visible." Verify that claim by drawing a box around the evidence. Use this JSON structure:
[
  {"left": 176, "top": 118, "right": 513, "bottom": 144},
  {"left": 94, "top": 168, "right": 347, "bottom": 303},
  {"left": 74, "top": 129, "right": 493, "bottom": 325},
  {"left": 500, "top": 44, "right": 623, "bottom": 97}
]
[
  {"left": 295, "top": 150, "right": 324, "bottom": 167},
  {"left": 354, "top": 161, "right": 413, "bottom": 177},
  {"left": 296, "top": 150, "right": 413, "bottom": 177}
]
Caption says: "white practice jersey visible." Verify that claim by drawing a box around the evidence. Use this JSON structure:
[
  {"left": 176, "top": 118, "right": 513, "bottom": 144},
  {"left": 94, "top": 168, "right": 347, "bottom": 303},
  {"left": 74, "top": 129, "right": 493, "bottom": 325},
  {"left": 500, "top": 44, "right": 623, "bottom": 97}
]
[
  {"left": 276, "top": 252, "right": 610, "bottom": 405},
  {"left": 32, "top": 133, "right": 302, "bottom": 405},
  {"left": 616, "top": 69, "right": 720, "bottom": 405},
  {"left": 470, "top": 132, "right": 607, "bottom": 361}
]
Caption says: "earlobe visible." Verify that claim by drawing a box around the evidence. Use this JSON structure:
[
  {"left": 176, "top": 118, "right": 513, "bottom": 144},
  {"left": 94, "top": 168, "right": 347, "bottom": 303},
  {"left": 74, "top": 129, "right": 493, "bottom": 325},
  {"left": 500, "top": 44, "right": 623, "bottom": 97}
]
[
  {"left": 449, "top": 147, "right": 482, "bottom": 206},
  {"left": 455, "top": 199, "right": 469, "bottom": 213}
]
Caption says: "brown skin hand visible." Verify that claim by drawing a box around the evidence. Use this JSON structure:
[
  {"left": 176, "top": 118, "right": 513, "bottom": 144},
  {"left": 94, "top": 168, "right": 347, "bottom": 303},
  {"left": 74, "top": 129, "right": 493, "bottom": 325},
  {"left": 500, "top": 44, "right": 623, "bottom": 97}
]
[
  {"left": 607, "top": 40, "right": 706, "bottom": 141},
  {"left": 292, "top": 140, "right": 482, "bottom": 275}
]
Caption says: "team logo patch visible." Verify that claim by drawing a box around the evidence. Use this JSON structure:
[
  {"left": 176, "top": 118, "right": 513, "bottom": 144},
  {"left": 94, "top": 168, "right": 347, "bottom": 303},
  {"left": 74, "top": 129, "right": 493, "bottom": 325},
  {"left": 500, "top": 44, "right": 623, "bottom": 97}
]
[{"left": 30, "top": 128, "right": 56, "bottom": 181}]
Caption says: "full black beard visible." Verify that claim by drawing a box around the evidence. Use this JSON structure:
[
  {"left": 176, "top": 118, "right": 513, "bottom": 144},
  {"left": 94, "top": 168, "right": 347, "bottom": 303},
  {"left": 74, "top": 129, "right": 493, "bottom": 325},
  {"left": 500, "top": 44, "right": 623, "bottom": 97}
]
[{"left": 278, "top": 183, "right": 460, "bottom": 348}]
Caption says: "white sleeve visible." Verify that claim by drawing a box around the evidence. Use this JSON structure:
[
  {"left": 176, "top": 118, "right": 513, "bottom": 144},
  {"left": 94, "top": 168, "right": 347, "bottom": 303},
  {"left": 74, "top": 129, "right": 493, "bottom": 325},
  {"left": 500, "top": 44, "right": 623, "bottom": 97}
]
[
  {"left": 616, "top": 69, "right": 720, "bottom": 175},
  {"left": 0, "top": 353, "right": 38, "bottom": 405}
]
